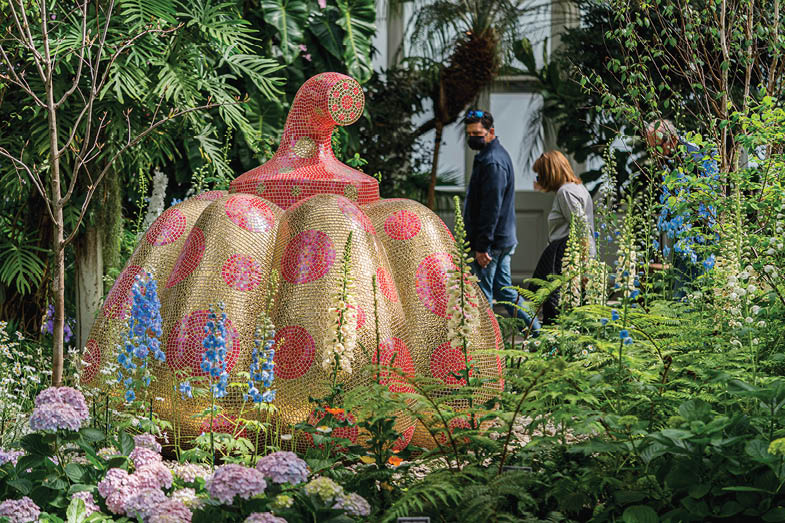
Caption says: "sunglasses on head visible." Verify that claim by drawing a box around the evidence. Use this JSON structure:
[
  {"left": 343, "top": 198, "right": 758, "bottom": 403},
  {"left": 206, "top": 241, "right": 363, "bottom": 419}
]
[{"left": 466, "top": 110, "right": 485, "bottom": 119}]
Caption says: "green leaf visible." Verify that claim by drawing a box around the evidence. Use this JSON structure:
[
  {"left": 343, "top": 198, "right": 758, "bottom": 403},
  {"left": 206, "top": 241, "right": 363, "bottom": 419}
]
[
  {"left": 678, "top": 399, "right": 711, "bottom": 421},
  {"left": 335, "top": 0, "right": 375, "bottom": 83},
  {"left": 118, "top": 431, "right": 134, "bottom": 456},
  {"left": 309, "top": 7, "right": 344, "bottom": 59},
  {"left": 66, "top": 498, "right": 87, "bottom": 523},
  {"left": 79, "top": 428, "right": 106, "bottom": 444},
  {"left": 65, "top": 463, "right": 86, "bottom": 483},
  {"left": 688, "top": 482, "right": 711, "bottom": 499},
  {"left": 763, "top": 507, "right": 785, "bottom": 522},
  {"left": 261, "top": 0, "right": 308, "bottom": 64},
  {"left": 8, "top": 478, "right": 33, "bottom": 495},
  {"left": 623, "top": 505, "right": 659, "bottom": 523},
  {"left": 513, "top": 37, "right": 537, "bottom": 73}
]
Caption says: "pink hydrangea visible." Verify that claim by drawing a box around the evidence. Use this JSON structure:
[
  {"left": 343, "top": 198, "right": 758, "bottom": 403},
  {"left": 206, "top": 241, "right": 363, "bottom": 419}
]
[
  {"left": 171, "top": 463, "right": 211, "bottom": 483},
  {"left": 0, "top": 449, "right": 24, "bottom": 466},
  {"left": 148, "top": 499, "right": 193, "bottom": 523},
  {"left": 134, "top": 433, "right": 163, "bottom": 453},
  {"left": 98, "top": 468, "right": 140, "bottom": 515},
  {"left": 130, "top": 446, "right": 162, "bottom": 469},
  {"left": 73, "top": 491, "right": 100, "bottom": 515},
  {"left": 0, "top": 497, "right": 41, "bottom": 522},
  {"left": 35, "top": 386, "right": 89, "bottom": 420},
  {"left": 205, "top": 464, "right": 267, "bottom": 504},
  {"left": 29, "top": 402, "right": 83, "bottom": 431},
  {"left": 255, "top": 451, "right": 308, "bottom": 485},
  {"left": 136, "top": 462, "right": 173, "bottom": 490},
  {"left": 244, "top": 512, "right": 287, "bottom": 523},
  {"left": 125, "top": 488, "right": 168, "bottom": 521}
]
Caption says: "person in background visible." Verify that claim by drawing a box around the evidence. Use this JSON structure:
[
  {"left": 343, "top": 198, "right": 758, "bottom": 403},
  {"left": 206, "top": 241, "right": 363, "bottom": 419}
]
[
  {"left": 645, "top": 118, "right": 719, "bottom": 298},
  {"left": 531, "top": 150, "right": 596, "bottom": 324},
  {"left": 462, "top": 109, "right": 540, "bottom": 333}
]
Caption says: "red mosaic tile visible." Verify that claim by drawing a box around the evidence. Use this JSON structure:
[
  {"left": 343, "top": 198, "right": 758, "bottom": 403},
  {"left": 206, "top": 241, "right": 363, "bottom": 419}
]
[
  {"left": 281, "top": 230, "right": 336, "bottom": 284},
  {"left": 273, "top": 325, "right": 315, "bottom": 380},
  {"left": 82, "top": 339, "right": 100, "bottom": 384},
  {"left": 166, "top": 310, "right": 240, "bottom": 377},
  {"left": 430, "top": 341, "right": 473, "bottom": 386},
  {"left": 376, "top": 266, "right": 398, "bottom": 302},
  {"left": 392, "top": 424, "right": 416, "bottom": 452},
  {"left": 221, "top": 254, "right": 263, "bottom": 292},
  {"left": 415, "top": 253, "right": 455, "bottom": 317},
  {"left": 146, "top": 208, "right": 186, "bottom": 246},
  {"left": 194, "top": 190, "right": 227, "bottom": 201},
  {"left": 166, "top": 227, "right": 206, "bottom": 288},
  {"left": 337, "top": 197, "right": 376, "bottom": 234},
  {"left": 384, "top": 209, "right": 421, "bottom": 240},
  {"left": 103, "top": 265, "right": 144, "bottom": 319},
  {"left": 372, "top": 337, "right": 415, "bottom": 393},
  {"left": 225, "top": 194, "right": 274, "bottom": 233}
]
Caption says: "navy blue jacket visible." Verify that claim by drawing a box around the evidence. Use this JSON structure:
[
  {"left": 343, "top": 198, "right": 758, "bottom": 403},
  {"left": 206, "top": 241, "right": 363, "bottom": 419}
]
[{"left": 464, "top": 138, "right": 517, "bottom": 253}]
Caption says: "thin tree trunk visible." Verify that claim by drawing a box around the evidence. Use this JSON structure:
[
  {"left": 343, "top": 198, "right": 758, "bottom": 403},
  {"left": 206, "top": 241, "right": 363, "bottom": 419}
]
[{"left": 428, "top": 120, "right": 444, "bottom": 210}]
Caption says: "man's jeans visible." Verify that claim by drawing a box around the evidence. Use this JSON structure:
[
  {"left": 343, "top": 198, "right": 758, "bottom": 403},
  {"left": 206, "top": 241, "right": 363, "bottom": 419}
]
[{"left": 471, "top": 246, "right": 541, "bottom": 332}]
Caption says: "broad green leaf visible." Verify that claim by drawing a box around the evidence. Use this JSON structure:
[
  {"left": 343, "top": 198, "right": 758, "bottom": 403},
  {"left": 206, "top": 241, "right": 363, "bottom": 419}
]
[
  {"left": 309, "top": 7, "right": 344, "bottom": 60},
  {"left": 763, "top": 507, "right": 785, "bottom": 522},
  {"left": 262, "top": 0, "right": 308, "bottom": 64},
  {"left": 622, "top": 505, "right": 659, "bottom": 523},
  {"left": 335, "top": 0, "right": 375, "bottom": 83},
  {"left": 66, "top": 498, "right": 87, "bottom": 523},
  {"left": 513, "top": 38, "right": 536, "bottom": 74}
]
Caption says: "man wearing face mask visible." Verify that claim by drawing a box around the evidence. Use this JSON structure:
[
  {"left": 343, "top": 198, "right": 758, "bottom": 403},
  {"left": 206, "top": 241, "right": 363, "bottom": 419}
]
[{"left": 463, "top": 109, "right": 540, "bottom": 332}]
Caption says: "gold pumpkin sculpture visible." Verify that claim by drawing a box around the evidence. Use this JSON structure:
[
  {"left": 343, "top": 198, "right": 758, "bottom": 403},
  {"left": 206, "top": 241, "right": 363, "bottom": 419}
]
[{"left": 84, "top": 72, "right": 504, "bottom": 449}]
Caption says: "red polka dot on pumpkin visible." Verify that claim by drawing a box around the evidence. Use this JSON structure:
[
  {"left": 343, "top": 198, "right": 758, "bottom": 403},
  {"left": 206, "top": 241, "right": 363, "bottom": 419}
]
[
  {"left": 81, "top": 339, "right": 101, "bottom": 384},
  {"left": 392, "top": 425, "right": 416, "bottom": 452},
  {"left": 307, "top": 409, "right": 358, "bottom": 444},
  {"left": 166, "top": 227, "right": 205, "bottom": 288},
  {"left": 384, "top": 209, "right": 421, "bottom": 240},
  {"left": 194, "top": 190, "right": 226, "bottom": 201},
  {"left": 222, "top": 254, "right": 263, "bottom": 291},
  {"left": 430, "top": 341, "right": 473, "bottom": 386},
  {"left": 273, "top": 325, "right": 315, "bottom": 380},
  {"left": 415, "top": 253, "right": 455, "bottom": 317},
  {"left": 166, "top": 310, "right": 240, "bottom": 377},
  {"left": 146, "top": 208, "right": 186, "bottom": 246},
  {"left": 225, "top": 194, "right": 274, "bottom": 233},
  {"left": 103, "top": 265, "right": 143, "bottom": 319},
  {"left": 487, "top": 308, "right": 502, "bottom": 349},
  {"left": 435, "top": 416, "right": 472, "bottom": 445},
  {"left": 376, "top": 267, "right": 398, "bottom": 302},
  {"left": 372, "top": 337, "right": 415, "bottom": 393},
  {"left": 282, "top": 230, "right": 336, "bottom": 284},
  {"left": 337, "top": 197, "right": 375, "bottom": 234}
]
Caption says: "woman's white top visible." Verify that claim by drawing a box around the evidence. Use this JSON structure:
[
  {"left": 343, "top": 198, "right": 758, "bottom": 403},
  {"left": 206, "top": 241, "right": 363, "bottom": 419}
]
[{"left": 548, "top": 182, "right": 596, "bottom": 256}]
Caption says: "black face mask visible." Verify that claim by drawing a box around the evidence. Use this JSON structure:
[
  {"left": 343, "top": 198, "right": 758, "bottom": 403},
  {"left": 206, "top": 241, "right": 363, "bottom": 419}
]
[{"left": 468, "top": 135, "right": 487, "bottom": 151}]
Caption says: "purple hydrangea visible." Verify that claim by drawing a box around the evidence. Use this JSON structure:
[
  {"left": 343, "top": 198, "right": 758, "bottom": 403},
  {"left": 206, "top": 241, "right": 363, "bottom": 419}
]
[
  {"left": 136, "top": 462, "right": 173, "bottom": 490},
  {"left": 0, "top": 497, "right": 41, "bottom": 522},
  {"left": 35, "top": 386, "right": 89, "bottom": 420},
  {"left": 171, "top": 463, "right": 211, "bottom": 483},
  {"left": 0, "top": 449, "right": 24, "bottom": 467},
  {"left": 98, "top": 468, "right": 140, "bottom": 515},
  {"left": 130, "top": 446, "right": 162, "bottom": 469},
  {"left": 125, "top": 488, "right": 167, "bottom": 521},
  {"left": 255, "top": 451, "right": 308, "bottom": 485},
  {"left": 134, "top": 433, "right": 162, "bottom": 453},
  {"left": 205, "top": 464, "right": 267, "bottom": 504},
  {"left": 244, "top": 512, "right": 287, "bottom": 523},
  {"left": 29, "top": 402, "right": 83, "bottom": 431},
  {"left": 333, "top": 492, "right": 371, "bottom": 517},
  {"left": 148, "top": 499, "right": 193, "bottom": 523},
  {"left": 73, "top": 491, "right": 100, "bottom": 515}
]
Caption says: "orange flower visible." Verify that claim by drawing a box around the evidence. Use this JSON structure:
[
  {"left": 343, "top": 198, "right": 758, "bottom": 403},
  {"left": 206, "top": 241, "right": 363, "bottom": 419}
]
[
  {"left": 387, "top": 455, "right": 403, "bottom": 467},
  {"left": 325, "top": 407, "right": 345, "bottom": 416}
]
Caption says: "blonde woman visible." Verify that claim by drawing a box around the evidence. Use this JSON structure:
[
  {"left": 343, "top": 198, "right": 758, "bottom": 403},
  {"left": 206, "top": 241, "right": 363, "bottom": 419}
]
[{"left": 531, "top": 151, "right": 596, "bottom": 324}]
